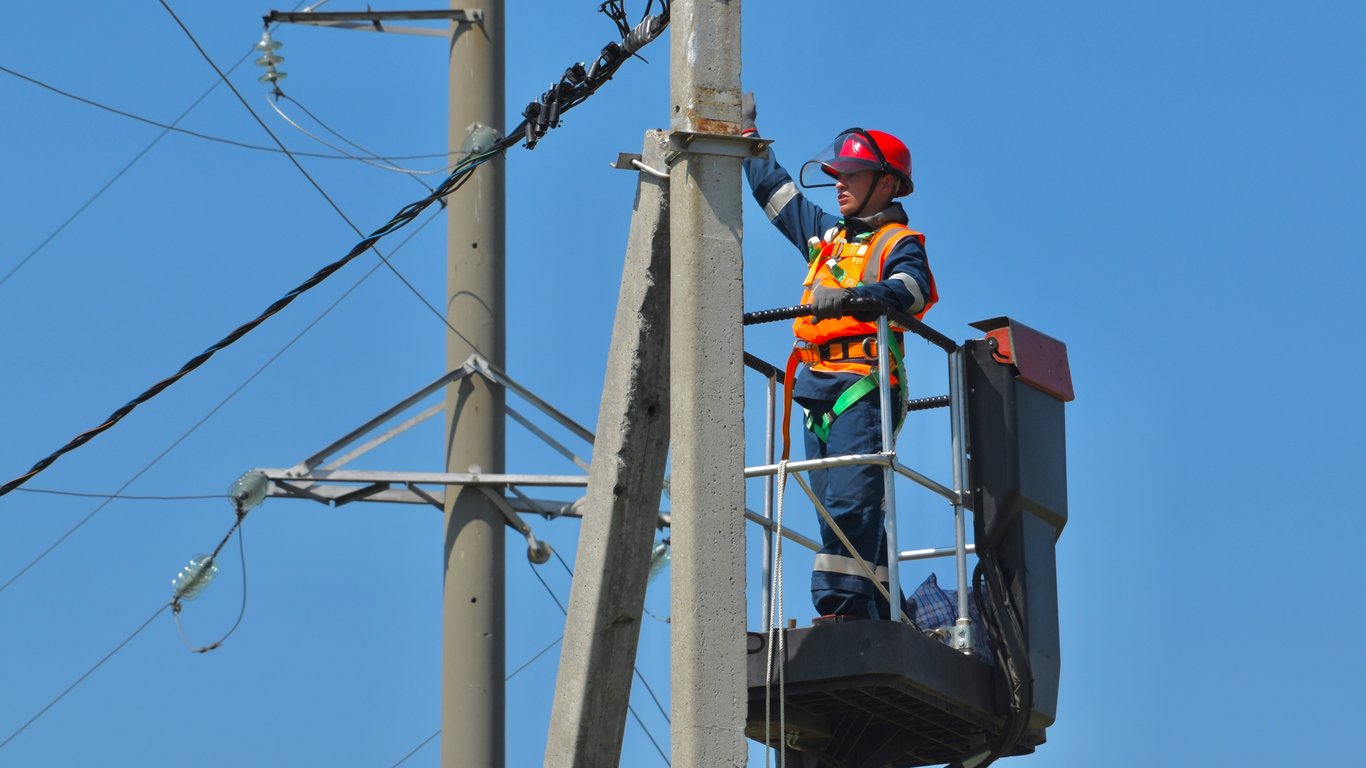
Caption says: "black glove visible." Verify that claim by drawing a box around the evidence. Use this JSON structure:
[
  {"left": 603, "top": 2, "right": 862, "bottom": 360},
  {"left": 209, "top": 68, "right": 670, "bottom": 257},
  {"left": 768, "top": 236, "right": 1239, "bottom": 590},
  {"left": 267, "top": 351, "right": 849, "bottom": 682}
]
[
  {"left": 849, "top": 295, "right": 880, "bottom": 322},
  {"left": 810, "top": 285, "right": 851, "bottom": 321},
  {"left": 741, "top": 91, "right": 757, "bottom": 135}
]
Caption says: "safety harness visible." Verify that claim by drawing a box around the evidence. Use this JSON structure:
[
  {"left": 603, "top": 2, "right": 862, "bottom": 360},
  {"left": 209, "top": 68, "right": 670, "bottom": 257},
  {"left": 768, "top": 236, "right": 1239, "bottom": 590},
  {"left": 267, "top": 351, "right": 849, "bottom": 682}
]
[
  {"left": 780, "top": 223, "right": 922, "bottom": 460},
  {"left": 781, "top": 333, "right": 908, "bottom": 459}
]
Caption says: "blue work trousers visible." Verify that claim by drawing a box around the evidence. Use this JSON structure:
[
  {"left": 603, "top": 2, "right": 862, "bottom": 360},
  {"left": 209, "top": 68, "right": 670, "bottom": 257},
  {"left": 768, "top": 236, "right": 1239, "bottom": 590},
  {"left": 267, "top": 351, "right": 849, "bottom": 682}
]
[{"left": 803, "top": 391, "right": 899, "bottom": 620}]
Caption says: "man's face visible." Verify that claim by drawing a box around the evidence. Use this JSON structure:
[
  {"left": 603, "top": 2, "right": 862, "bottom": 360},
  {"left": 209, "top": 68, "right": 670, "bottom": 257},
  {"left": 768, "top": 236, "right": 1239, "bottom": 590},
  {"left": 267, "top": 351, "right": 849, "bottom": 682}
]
[{"left": 834, "top": 170, "right": 889, "bottom": 217}]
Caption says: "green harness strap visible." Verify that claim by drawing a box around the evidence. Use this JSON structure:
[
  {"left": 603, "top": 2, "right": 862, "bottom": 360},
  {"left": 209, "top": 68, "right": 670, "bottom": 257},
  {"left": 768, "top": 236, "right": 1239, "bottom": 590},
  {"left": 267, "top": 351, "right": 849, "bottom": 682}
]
[{"left": 806, "top": 333, "right": 909, "bottom": 443}]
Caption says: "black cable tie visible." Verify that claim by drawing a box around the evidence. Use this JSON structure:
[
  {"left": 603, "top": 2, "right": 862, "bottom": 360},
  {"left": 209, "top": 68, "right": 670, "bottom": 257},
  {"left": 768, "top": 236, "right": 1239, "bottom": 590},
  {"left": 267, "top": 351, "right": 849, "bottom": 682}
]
[
  {"left": 601, "top": 42, "right": 624, "bottom": 67},
  {"left": 532, "top": 93, "right": 546, "bottom": 129}
]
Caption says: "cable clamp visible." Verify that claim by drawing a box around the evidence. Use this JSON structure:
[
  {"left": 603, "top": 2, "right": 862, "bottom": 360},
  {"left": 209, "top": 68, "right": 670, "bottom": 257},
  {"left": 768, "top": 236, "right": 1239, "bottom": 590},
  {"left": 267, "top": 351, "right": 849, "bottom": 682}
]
[{"left": 953, "top": 617, "right": 975, "bottom": 654}]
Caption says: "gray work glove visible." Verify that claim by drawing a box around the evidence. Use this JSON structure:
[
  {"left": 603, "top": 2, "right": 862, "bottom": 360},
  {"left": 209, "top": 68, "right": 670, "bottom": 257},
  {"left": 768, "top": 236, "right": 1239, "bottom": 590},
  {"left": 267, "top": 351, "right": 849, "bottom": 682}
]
[
  {"left": 741, "top": 91, "right": 757, "bottom": 135},
  {"left": 810, "top": 285, "right": 852, "bottom": 321}
]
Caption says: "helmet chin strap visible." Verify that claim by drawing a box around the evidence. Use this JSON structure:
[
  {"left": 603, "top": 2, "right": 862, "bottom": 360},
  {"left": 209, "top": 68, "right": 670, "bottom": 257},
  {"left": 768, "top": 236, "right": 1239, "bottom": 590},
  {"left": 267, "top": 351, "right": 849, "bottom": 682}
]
[{"left": 846, "top": 171, "right": 890, "bottom": 221}]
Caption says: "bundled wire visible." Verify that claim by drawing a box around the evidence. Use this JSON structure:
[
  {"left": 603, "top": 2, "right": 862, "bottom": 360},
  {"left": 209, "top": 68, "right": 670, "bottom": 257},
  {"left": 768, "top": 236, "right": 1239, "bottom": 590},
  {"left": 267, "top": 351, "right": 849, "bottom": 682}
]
[
  {"left": 518, "top": 0, "right": 670, "bottom": 149},
  {"left": 955, "top": 555, "right": 1034, "bottom": 768},
  {"left": 0, "top": 148, "right": 490, "bottom": 500},
  {"left": 0, "top": 0, "right": 670, "bottom": 500}
]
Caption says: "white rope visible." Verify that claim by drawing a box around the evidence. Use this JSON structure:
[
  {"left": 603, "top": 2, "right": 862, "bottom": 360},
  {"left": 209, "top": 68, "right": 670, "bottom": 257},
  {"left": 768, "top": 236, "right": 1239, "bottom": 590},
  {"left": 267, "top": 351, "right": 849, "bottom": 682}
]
[{"left": 764, "top": 458, "right": 789, "bottom": 767}]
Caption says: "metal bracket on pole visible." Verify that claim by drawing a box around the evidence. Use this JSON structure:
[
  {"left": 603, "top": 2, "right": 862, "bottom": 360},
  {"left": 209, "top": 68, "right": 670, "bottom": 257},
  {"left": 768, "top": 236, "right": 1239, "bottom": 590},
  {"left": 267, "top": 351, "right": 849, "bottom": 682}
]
[
  {"left": 611, "top": 152, "right": 671, "bottom": 180},
  {"left": 274, "top": 479, "right": 331, "bottom": 504},
  {"left": 610, "top": 152, "right": 642, "bottom": 170},
  {"left": 333, "top": 482, "right": 392, "bottom": 506},
  {"left": 666, "top": 131, "right": 771, "bottom": 164},
  {"left": 478, "top": 486, "right": 552, "bottom": 564},
  {"left": 406, "top": 483, "right": 446, "bottom": 511},
  {"left": 265, "top": 9, "right": 484, "bottom": 37}
]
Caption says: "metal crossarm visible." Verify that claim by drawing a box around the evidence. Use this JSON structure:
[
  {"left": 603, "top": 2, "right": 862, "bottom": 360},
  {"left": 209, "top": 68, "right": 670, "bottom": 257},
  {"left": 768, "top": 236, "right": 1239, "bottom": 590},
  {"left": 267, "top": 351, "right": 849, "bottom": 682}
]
[{"left": 250, "top": 354, "right": 598, "bottom": 548}]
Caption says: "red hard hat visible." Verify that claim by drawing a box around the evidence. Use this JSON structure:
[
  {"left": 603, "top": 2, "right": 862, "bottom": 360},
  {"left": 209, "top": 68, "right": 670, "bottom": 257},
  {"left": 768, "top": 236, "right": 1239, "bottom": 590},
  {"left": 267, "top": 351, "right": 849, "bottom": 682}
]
[{"left": 801, "top": 128, "right": 914, "bottom": 196}]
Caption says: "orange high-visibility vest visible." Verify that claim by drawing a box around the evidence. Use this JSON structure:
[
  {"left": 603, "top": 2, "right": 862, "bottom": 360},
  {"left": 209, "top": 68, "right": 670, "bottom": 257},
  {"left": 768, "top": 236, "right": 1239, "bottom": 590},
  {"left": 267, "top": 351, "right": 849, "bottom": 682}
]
[{"left": 793, "top": 223, "right": 937, "bottom": 376}]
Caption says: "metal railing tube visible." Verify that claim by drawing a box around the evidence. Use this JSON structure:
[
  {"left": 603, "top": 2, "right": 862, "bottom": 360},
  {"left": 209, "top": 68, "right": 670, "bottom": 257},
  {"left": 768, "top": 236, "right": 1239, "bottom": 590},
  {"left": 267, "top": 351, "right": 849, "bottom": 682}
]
[
  {"left": 790, "top": 472, "right": 904, "bottom": 622},
  {"left": 761, "top": 372, "right": 777, "bottom": 630},
  {"left": 899, "top": 543, "right": 976, "bottom": 562},
  {"left": 741, "top": 299, "right": 959, "bottom": 355},
  {"left": 892, "top": 462, "right": 959, "bottom": 504},
  {"left": 745, "top": 453, "right": 890, "bottom": 479},
  {"left": 742, "top": 298, "right": 963, "bottom": 632},
  {"left": 876, "top": 313, "right": 903, "bottom": 622},
  {"left": 743, "top": 351, "right": 786, "bottom": 383},
  {"left": 905, "top": 395, "right": 951, "bottom": 412},
  {"left": 948, "top": 348, "right": 973, "bottom": 648},
  {"left": 883, "top": 304, "right": 959, "bottom": 355},
  {"left": 744, "top": 509, "right": 821, "bottom": 552}
]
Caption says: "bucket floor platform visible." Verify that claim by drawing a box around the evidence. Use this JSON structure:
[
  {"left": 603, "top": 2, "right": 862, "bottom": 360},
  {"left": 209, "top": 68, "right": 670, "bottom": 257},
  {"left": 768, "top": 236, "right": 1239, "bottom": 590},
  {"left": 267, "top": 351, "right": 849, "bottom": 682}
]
[{"left": 745, "top": 621, "right": 1043, "bottom": 767}]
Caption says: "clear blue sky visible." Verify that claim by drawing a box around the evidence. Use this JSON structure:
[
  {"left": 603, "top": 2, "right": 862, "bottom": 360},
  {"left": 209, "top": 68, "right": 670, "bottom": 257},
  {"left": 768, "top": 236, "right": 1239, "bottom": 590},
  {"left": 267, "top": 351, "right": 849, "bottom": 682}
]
[{"left": 2, "top": 1, "right": 1363, "bottom": 766}]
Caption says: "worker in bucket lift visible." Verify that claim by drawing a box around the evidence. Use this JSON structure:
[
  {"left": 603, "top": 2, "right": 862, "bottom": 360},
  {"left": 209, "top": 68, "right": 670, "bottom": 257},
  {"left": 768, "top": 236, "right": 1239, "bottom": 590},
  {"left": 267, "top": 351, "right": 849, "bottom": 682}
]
[{"left": 742, "top": 93, "right": 938, "bottom": 623}]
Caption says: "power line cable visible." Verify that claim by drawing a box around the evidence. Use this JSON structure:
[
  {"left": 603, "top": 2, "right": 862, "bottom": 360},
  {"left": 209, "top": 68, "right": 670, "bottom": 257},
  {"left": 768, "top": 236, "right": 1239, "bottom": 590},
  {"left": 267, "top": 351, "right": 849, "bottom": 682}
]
[
  {"left": 0, "top": 0, "right": 669, "bottom": 500},
  {"left": 0, "top": 602, "right": 169, "bottom": 751},
  {"left": 0, "top": 207, "right": 440, "bottom": 597},
  {"left": 387, "top": 633, "right": 566, "bottom": 768},
  {"left": 531, "top": 556, "right": 670, "bottom": 764},
  {"left": 389, "top": 730, "right": 440, "bottom": 768},
  {"left": 5, "top": 0, "right": 674, "bottom": 752},
  {"left": 14, "top": 488, "right": 225, "bottom": 501},
  {"left": 0, "top": 0, "right": 322, "bottom": 290},
  {"left": 154, "top": 0, "right": 411, "bottom": 250},
  {"left": 173, "top": 510, "right": 250, "bottom": 654},
  {"left": 0, "top": 499, "right": 261, "bottom": 752},
  {"left": 0, "top": 82, "right": 487, "bottom": 501},
  {"left": 269, "top": 90, "right": 448, "bottom": 183},
  {"left": 507, "top": 635, "right": 564, "bottom": 682},
  {"left": 528, "top": 558, "right": 570, "bottom": 614},
  {"left": 0, "top": 65, "right": 448, "bottom": 163},
  {"left": 159, "top": 2, "right": 484, "bottom": 417},
  {"left": 551, "top": 547, "right": 670, "bottom": 726}
]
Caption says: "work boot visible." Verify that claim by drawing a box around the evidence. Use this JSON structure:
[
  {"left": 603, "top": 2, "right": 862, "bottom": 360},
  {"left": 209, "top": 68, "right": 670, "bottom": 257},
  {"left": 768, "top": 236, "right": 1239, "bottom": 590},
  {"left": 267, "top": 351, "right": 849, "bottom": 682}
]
[{"left": 812, "top": 614, "right": 868, "bottom": 626}]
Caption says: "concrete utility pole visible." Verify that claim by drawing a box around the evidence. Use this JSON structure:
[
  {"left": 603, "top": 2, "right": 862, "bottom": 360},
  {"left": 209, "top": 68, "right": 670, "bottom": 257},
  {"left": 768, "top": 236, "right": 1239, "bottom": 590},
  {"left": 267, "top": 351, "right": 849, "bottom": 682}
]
[
  {"left": 543, "top": 131, "right": 673, "bottom": 767},
  {"left": 668, "top": 0, "right": 748, "bottom": 764},
  {"left": 257, "top": 8, "right": 505, "bottom": 765},
  {"left": 443, "top": 2, "right": 506, "bottom": 767}
]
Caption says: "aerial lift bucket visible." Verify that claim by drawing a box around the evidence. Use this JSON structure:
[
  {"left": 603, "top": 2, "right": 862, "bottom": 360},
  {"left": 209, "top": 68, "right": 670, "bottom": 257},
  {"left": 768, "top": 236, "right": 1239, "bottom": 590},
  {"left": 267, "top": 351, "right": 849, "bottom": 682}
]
[{"left": 744, "top": 316, "right": 1072, "bottom": 768}]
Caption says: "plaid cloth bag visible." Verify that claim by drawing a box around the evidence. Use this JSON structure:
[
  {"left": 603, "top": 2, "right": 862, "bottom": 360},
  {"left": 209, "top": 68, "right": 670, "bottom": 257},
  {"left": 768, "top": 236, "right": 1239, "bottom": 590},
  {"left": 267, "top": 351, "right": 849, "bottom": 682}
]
[{"left": 906, "top": 572, "right": 993, "bottom": 664}]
